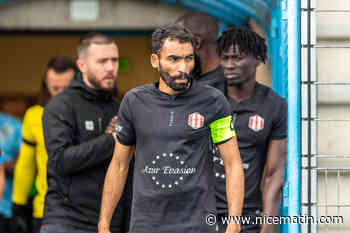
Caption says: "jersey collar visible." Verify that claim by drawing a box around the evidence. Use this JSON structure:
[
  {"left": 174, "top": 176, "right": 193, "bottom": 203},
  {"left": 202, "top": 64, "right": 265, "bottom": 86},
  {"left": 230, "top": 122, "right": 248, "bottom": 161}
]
[
  {"left": 152, "top": 79, "right": 195, "bottom": 100},
  {"left": 229, "top": 82, "right": 266, "bottom": 113}
]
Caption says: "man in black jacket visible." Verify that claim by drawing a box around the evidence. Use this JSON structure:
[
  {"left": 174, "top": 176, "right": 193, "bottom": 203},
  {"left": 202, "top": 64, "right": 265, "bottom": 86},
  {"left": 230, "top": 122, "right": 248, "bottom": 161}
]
[{"left": 42, "top": 33, "right": 129, "bottom": 233}]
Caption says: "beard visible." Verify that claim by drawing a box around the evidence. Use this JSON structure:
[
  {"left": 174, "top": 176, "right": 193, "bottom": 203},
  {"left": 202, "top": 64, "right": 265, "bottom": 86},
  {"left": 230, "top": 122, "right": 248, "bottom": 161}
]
[
  {"left": 86, "top": 70, "right": 115, "bottom": 92},
  {"left": 159, "top": 62, "right": 193, "bottom": 92}
]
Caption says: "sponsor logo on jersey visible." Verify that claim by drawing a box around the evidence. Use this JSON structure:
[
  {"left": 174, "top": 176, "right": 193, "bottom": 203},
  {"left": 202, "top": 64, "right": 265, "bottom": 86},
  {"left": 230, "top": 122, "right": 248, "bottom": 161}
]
[
  {"left": 248, "top": 115, "right": 264, "bottom": 132},
  {"left": 85, "top": 120, "right": 94, "bottom": 131},
  {"left": 142, "top": 152, "right": 196, "bottom": 190},
  {"left": 188, "top": 112, "right": 204, "bottom": 129}
]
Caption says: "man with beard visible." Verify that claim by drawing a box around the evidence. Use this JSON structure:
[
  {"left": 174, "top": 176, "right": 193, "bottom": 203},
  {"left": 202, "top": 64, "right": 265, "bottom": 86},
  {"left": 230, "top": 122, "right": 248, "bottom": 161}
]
[
  {"left": 176, "top": 12, "right": 225, "bottom": 94},
  {"left": 12, "top": 56, "right": 76, "bottom": 233},
  {"left": 98, "top": 24, "right": 244, "bottom": 233},
  {"left": 41, "top": 33, "right": 130, "bottom": 233},
  {"left": 215, "top": 27, "right": 287, "bottom": 233}
]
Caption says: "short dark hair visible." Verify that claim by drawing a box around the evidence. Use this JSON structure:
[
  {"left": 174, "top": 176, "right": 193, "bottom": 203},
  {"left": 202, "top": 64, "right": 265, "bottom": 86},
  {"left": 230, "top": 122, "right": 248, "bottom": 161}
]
[
  {"left": 175, "top": 11, "right": 219, "bottom": 44},
  {"left": 38, "top": 56, "right": 77, "bottom": 106},
  {"left": 152, "top": 24, "right": 195, "bottom": 55},
  {"left": 217, "top": 27, "right": 267, "bottom": 63},
  {"left": 44, "top": 56, "right": 78, "bottom": 77},
  {"left": 77, "top": 32, "right": 115, "bottom": 57}
]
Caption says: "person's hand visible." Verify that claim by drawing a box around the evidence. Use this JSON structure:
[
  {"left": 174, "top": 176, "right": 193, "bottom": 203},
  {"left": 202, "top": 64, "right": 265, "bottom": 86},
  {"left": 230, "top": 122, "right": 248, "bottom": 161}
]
[
  {"left": 0, "top": 164, "right": 5, "bottom": 200},
  {"left": 225, "top": 223, "right": 240, "bottom": 233},
  {"left": 98, "top": 220, "right": 111, "bottom": 233},
  {"left": 105, "top": 116, "right": 118, "bottom": 134},
  {"left": 112, "top": 132, "right": 118, "bottom": 144}
]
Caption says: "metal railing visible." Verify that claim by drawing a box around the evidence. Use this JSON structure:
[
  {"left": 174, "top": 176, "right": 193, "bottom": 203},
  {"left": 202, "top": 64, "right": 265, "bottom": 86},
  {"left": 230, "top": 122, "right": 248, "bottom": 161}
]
[{"left": 301, "top": 0, "right": 350, "bottom": 232}]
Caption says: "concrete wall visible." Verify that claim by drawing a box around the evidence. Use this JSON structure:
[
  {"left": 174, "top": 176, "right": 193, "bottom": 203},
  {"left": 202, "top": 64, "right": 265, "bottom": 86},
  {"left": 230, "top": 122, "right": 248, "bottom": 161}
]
[
  {"left": 249, "top": 19, "right": 272, "bottom": 86},
  {"left": 0, "top": 34, "right": 159, "bottom": 98},
  {"left": 0, "top": 0, "right": 191, "bottom": 99},
  {"left": 0, "top": 0, "right": 188, "bottom": 30},
  {"left": 0, "top": 0, "right": 272, "bottom": 98},
  {"left": 317, "top": 0, "right": 350, "bottom": 40},
  {"left": 315, "top": 0, "right": 350, "bottom": 232},
  {"left": 317, "top": 42, "right": 350, "bottom": 104}
]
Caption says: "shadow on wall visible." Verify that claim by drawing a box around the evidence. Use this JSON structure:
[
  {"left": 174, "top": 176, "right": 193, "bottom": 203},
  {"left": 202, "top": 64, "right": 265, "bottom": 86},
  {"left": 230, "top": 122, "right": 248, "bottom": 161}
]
[{"left": 0, "top": 33, "right": 159, "bottom": 100}]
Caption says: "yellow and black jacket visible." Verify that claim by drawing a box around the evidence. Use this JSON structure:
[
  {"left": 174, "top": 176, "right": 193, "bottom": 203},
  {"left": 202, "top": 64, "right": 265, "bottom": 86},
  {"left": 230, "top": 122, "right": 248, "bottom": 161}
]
[{"left": 12, "top": 105, "right": 47, "bottom": 218}]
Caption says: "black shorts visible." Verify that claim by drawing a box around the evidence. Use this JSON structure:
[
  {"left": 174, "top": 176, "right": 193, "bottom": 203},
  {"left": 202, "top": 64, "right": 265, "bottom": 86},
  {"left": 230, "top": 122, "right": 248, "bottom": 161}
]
[{"left": 0, "top": 214, "right": 10, "bottom": 233}]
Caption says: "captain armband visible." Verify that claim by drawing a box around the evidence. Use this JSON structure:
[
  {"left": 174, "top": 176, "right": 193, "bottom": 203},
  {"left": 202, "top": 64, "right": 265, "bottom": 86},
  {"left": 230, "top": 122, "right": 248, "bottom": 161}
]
[{"left": 209, "top": 115, "right": 236, "bottom": 144}]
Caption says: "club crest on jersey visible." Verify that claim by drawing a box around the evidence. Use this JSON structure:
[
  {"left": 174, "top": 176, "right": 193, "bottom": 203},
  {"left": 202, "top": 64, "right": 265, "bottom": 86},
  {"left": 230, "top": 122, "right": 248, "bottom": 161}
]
[
  {"left": 188, "top": 112, "right": 204, "bottom": 129},
  {"left": 248, "top": 115, "right": 264, "bottom": 132}
]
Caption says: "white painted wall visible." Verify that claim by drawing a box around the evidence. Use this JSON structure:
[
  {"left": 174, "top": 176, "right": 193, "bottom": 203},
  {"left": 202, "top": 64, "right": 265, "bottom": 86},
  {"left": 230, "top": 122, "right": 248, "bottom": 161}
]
[
  {"left": 316, "top": 1, "right": 350, "bottom": 232},
  {"left": 317, "top": 0, "right": 350, "bottom": 40}
]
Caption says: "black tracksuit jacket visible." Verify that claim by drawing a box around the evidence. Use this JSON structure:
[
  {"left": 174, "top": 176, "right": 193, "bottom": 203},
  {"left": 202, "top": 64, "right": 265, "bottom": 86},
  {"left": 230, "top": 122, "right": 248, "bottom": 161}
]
[{"left": 42, "top": 73, "right": 131, "bottom": 232}]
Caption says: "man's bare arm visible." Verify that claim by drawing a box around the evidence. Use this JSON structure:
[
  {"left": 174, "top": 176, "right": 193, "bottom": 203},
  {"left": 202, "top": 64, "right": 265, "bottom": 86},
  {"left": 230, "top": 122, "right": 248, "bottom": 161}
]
[
  {"left": 0, "top": 163, "right": 5, "bottom": 199},
  {"left": 217, "top": 137, "right": 244, "bottom": 233},
  {"left": 260, "top": 139, "right": 286, "bottom": 233},
  {"left": 98, "top": 134, "right": 133, "bottom": 233}
]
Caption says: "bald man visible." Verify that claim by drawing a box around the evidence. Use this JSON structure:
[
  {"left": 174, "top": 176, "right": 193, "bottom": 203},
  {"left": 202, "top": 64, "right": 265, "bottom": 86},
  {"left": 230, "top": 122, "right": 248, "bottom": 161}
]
[{"left": 176, "top": 12, "right": 226, "bottom": 93}]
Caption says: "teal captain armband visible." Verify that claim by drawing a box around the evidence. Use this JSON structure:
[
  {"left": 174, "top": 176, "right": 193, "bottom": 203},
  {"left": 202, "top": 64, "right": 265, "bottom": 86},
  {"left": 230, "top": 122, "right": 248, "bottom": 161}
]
[{"left": 209, "top": 115, "right": 236, "bottom": 144}]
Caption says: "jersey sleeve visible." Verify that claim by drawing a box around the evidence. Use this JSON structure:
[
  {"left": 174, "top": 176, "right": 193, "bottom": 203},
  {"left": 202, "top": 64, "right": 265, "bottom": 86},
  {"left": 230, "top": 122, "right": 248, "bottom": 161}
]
[
  {"left": 21, "top": 108, "right": 36, "bottom": 146},
  {"left": 209, "top": 92, "right": 236, "bottom": 144},
  {"left": 0, "top": 148, "right": 4, "bottom": 164},
  {"left": 269, "top": 98, "right": 287, "bottom": 140},
  {"left": 12, "top": 108, "right": 37, "bottom": 205},
  {"left": 116, "top": 92, "right": 136, "bottom": 146}
]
